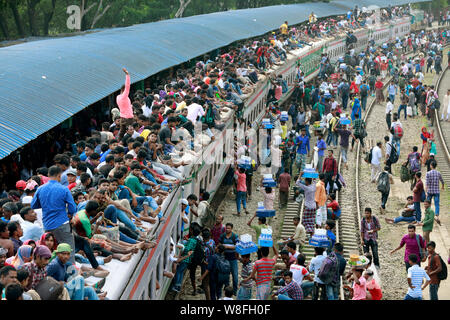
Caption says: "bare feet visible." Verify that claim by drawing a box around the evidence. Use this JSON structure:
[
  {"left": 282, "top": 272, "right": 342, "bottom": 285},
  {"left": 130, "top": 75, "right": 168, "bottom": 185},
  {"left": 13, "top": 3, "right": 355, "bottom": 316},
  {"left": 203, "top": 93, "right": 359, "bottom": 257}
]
[
  {"left": 103, "top": 255, "right": 113, "bottom": 264},
  {"left": 120, "top": 253, "right": 133, "bottom": 262},
  {"left": 98, "top": 291, "right": 108, "bottom": 300}
]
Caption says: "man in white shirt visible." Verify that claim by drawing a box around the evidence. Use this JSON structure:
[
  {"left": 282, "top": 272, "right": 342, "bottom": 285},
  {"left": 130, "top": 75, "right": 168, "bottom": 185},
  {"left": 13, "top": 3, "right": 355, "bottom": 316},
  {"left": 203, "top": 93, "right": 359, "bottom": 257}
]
[
  {"left": 386, "top": 97, "right": 394, "bottom": 130},
  {"left": 186, "top": 99, "right": 206, "bottom": 123},
  {"left": 390, "top": 115, "right": 403, "bottom": 157},
  {"left": 370, "top": 141, "right": 382, "bottom": 183}
]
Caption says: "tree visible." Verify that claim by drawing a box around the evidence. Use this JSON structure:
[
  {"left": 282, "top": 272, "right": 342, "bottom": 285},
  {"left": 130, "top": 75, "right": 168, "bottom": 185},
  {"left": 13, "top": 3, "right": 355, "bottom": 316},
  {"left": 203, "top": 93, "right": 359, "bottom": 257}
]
[
  {"left": 9, "top": 0, "right": 26, "bottom": 38},
  {"left": 175, "top": 0, "right": 192, "bottom": 18},
  {"left": 27, "top": 0, "right": 42, "bottom": 36},
  {"left": 0, "top": 1, "right": 10, "bottom": 38},
  {"left": 90, "top": 0, "right": 112, "bottom": 28},
  {"left": 42, "top": 0, "right": 57, "bottom": 35}
]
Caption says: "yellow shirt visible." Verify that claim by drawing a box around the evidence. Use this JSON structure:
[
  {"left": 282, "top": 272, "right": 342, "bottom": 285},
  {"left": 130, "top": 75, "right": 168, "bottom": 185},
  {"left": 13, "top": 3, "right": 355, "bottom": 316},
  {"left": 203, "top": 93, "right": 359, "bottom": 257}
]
[
  {"left": 315, "top": 180, "right": 327, "bottom": 207},
  {"left": 281, "top": 125, "right": 287, "bottom": 140},
  {"left": 175, "top": 101, "right": 186, "bottom": 112},
  {"left": 280, "top": 23, "right": 288, "bottom": 35}
]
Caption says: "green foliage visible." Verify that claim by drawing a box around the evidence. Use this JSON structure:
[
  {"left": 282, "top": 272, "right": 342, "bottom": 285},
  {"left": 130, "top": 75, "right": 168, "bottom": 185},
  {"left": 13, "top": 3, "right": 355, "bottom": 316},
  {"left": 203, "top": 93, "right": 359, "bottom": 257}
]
[{"left": 0, "top": 0, "right": 310, "bottom": 41}]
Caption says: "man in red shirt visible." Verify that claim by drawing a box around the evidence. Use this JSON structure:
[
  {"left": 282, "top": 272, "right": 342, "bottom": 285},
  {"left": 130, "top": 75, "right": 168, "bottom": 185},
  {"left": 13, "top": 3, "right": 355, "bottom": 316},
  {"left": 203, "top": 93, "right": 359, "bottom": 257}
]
[
  {"left": 278, "top": 168, "right": 291, "bottom": 209},
  {"left": 322, "top": 150, "right": 337, "bottom": 194},
  {"left": 244, "top": 245, "right": 279, "bottom": 300},
  {"left": 412, "top": 172, "right": 424, "bottom": 221}
]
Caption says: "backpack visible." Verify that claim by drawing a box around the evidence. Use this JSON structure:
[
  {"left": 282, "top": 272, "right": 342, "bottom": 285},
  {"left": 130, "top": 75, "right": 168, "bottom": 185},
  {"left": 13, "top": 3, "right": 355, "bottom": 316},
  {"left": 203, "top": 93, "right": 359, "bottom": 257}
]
[
  {"left": 393, "top": 125, "right": 403, "bottom": 139},
  {"left": 216, "top": 254, "right": 231, "bottom": 275},
  {"left": 432, "top": 99, "right": 441, "bottom": 110},
  {"left": 189, "top": 238, "right": 205, "bottom": 267},
  {"left": 408, "top": 152, "right": 421, "bottom": 172},
  {"left": 377, "top": 171, "right": 390, "bottom": 193},
  {"left": 416, "top": 234, "right": 427, "bottom": 262},
  {"left": 388, "top": 143, "right": 399, "bottom": 164},
  {"left": 431, "top": 254, "right": 448, "bottom": 281},
  {"left": 318, "top": 252, "right": 339, "bottom": 285},
  {"left": 400, "top": 164, "right": 410, "bottom": 182},
  {"left": 360, "top": 84, "right": 368, "bottom": 97},
  {"left": 364, "top": 147, "right": 373, "bottom": 164},
  {"left": 200, "top": 201, "right": 216, "bottom": 229}
]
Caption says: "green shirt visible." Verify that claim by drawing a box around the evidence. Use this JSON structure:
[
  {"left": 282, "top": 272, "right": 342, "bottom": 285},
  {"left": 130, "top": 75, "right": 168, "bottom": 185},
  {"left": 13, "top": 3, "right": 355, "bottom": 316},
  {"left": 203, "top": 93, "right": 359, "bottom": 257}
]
[
  {"left": 422, "top": 207, "right": 434, "bottom": 232},
  {"left": 125, "top": 173, "right": 145, "bottom": 196},
  {"left": 251, "top": 223, "right": 269, "bottom": 242},
  {"left": 182, "top": 237, "right": 198, "bottom": 264},
  {"left": 313, "top": 102, "right": 325, "bottom": 118}
]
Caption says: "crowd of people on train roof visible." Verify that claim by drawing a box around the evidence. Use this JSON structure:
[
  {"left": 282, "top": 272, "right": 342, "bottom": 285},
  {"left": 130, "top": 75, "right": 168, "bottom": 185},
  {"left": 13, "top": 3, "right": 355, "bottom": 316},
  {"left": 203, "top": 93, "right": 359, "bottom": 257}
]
[{"left": 0, "top": 3, "right": 449, "bottom": 301}]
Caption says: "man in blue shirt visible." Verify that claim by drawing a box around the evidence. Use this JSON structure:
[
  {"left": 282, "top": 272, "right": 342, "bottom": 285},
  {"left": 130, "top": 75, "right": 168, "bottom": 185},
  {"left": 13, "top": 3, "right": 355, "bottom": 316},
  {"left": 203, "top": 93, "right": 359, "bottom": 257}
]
[
  {"left": 31, "top": 166, "right": 77, "bottom": 264},
  {"left": 316, "top": 133, "right": 327, "bottom": 173},
  {"left": 55, "top": 156, "right": 71, "bottom": 187},
  {"left": 47, "top": 243, "right": 101, "bottom": 300},
  {"left": 295, "top": 128, "right": 310, "bottom": 173}
]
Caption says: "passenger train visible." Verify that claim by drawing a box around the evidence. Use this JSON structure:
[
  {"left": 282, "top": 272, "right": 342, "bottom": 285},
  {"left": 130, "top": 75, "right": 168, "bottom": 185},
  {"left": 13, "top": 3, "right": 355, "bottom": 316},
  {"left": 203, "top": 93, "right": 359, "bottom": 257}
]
[{"left": 106, "top": 15, "right": 411, "bottom": 300}]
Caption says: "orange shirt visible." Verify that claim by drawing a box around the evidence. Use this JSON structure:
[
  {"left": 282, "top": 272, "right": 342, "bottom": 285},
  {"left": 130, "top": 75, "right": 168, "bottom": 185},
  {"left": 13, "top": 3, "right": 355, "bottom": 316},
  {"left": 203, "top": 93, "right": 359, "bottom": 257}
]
[{"left": 315, "top": 180, "right": 327, "bottom": 207}]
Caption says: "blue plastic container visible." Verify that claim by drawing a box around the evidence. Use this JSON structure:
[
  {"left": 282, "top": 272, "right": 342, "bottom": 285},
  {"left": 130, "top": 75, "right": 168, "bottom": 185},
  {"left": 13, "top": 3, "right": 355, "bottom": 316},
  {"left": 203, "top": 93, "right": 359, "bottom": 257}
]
[
  {"left": 262, "top": 180, "right": 277, "bottom": 188},
  {"left": 308, "top": 238, "right": 330, "bottom": 248},
  {"left": 236, "top": 244, "right": 258, "bottom": 255},
  {"left": 256, "top": 209, "right": 276, "bottom": 218},
  {"left": 258, "top": 239, "right": 273, "bottom": 247}
]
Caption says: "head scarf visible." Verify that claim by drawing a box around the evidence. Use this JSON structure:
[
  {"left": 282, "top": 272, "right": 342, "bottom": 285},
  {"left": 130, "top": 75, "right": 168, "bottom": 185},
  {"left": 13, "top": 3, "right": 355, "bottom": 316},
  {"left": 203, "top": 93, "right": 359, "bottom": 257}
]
[
  {"left": 5, "top": 245, "right": 33, "bottom": 269},
  {"left": 38, "top": 232, "right": 57, "bottom": 251},
  {"left": 23, "top": 239, "right": 36, "bottom": 247}
]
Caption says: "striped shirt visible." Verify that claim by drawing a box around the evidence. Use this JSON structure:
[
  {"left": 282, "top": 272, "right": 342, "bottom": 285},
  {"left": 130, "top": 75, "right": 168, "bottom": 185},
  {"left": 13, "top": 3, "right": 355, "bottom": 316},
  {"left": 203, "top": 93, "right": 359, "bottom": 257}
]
[
  {"left": 277, "top": 280, "right": 304, "bottom": 300},
  {"left": 407, "top": 264, "right": 430, "bottom": 298},
  {"left": 425, "top": 169, "right": 444, "bottom": 194},
  {"left": 240, "top": 261, "right": 254, "bottom": 289},
  {"left": 254, "top": 257, "right": 276, "bottom": 285}
]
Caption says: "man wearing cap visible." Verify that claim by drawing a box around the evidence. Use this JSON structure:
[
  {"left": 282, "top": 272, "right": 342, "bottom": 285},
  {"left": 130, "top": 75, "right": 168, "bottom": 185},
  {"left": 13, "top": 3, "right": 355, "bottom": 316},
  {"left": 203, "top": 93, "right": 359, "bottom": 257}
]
[
  {"left": 15, "top": 180, "right": 27, "bottom": 200},
  {"left": 23, "top": 245, "right": 52, "bottom": 290},
  {"left": 47, "top": 243, "right": 103, "bottom": 300},
  {"left": 31, "top": 165, "right": 77, "bottom": 264}
]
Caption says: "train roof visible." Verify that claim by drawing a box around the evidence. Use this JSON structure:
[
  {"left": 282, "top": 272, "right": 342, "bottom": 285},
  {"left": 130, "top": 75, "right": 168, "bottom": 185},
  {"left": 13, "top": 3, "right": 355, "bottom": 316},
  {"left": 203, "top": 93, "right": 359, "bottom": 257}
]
[{"left": 0, "top": 0, "right": 423, "bottom": 160}]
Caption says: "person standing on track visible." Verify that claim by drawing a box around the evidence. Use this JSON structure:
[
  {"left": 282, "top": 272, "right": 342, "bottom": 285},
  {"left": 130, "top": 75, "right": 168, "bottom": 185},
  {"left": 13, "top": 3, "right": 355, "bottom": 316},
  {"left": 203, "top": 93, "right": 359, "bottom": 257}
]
[
  {"left": 322, "top": 150, "right": 337, "bottom": 194},
  {"left": 390, "top": 225, "right": 427, "bottom": 271},
  {"left": 295, "top": 177, "right": 317, "bottom": 237},
  {"left": 315, "top": 174, "right": 327, "bottom": 228},
  {"left": 385, "top": 97, "right": 394, "bottom": 130},
  {"left": 370, "top": 142, "right": 383, "bottom": 183},
  {"left": 425, "top": 161, "right": 445, "bottom": 226},
  {"left": 117, "top": 68, "right": 134, "bottom": 140},
  {"left": 278, "top": 168, "right": 291, "bottom": 209},
  {"left": 234, "top": 165, "right": 249, "bottom": 216},
  {"left": 295, "top": 128, "right": 310, "bottom": 174},
  {"left": 360, "top": 208, "right": 381, "bottom": 269},
  {"left": 244, "top": 245, "right": 279, "bottom": 300},
  {"left": 375, "top": 78, "right": 385, "bottom": 104}
]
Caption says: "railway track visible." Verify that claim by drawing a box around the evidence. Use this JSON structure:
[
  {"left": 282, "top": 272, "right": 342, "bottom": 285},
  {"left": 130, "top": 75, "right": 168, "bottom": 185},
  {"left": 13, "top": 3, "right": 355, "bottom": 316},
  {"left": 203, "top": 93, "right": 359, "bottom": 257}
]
[
  {"left": 278, "top": 51, "right": 424, "bottom": 299},
  {"left": 434, "top": 67, "right": 450, "bottom": 190}
]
